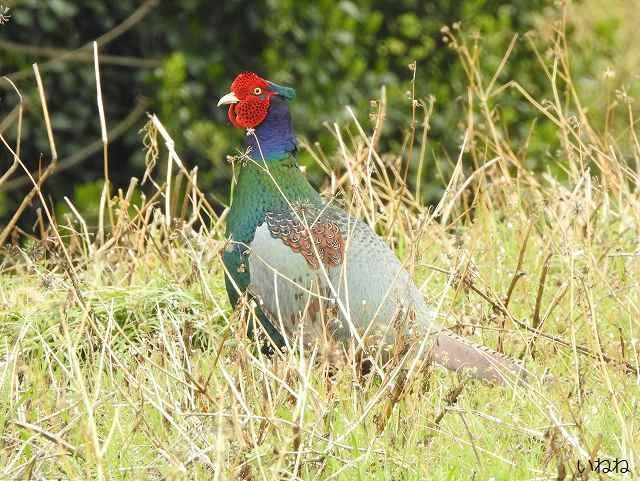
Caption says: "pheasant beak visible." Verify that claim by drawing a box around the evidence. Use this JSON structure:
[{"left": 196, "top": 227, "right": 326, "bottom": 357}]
[{"left": 217, "top": 92, "right": 239, "bottom": 107}]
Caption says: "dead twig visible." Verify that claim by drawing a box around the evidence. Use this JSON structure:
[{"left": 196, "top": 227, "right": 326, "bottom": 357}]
[{"left": 13, "top": 420, "right": 83, "bottom": 459}]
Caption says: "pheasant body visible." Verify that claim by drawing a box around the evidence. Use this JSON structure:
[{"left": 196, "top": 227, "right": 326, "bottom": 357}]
[
  {"left": 219, "top": 72, "right": 526, "bottom": 383},
  {"left": 246, "top": 196, "right": 436, "bottom": 346}
]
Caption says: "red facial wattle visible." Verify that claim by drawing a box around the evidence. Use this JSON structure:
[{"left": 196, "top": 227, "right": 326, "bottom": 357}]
[{"left": 228, "top": 95, "right": 270, "bottom": 128}]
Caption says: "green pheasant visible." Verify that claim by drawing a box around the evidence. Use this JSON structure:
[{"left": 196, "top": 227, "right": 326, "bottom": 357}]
[{"left": 218, "top": 71, "right": 526, "bottom": 383}]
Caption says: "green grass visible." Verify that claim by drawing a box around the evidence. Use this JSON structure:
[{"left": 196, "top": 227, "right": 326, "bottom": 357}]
[
  {"left": 1, "top": 14, "right": 640, "bottom": 481},
  {"left": 1, "top": 185, "right": 638, "bottom": 479}
]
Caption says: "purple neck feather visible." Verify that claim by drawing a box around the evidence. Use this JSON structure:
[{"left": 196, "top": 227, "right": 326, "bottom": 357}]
[{"left": 245, "top": 96, "right": 297, "bottom": 161}]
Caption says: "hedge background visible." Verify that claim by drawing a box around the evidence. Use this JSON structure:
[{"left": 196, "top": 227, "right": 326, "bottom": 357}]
[{"left": 0, "top": 0, "right": 636, "bottom": 230}]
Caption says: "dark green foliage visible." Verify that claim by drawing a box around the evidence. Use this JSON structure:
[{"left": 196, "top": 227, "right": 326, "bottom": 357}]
[{"left": 0, "top": 0, "right": 546, "bottom": 230}]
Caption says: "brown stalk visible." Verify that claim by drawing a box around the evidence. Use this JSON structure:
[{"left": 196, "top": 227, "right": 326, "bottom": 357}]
[
  {"left": 0, "top": 78, "right": 22, "bottom": 188},
  {"left": 504, "top": 221, "right": 533, "bottom": 308},
  {"left": 93, "top": 41, "right": 113, "bottom": 245},
  {"left": 425, "top": 383, "right": 465, "bottom": 445},
  {"left": 532, "top": 253, "right": 552, "bottom": 329},
  {"left": 12, "top": 420, "right": 83, "bottom": 459}
]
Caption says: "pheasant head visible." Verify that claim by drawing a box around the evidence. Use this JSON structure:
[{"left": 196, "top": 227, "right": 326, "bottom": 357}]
[
  {"left": 217, "top": 72, "right": 295, "bottom": 129},
  {"left": 218, "top": 72, "right": 297, "bottom": 160}
]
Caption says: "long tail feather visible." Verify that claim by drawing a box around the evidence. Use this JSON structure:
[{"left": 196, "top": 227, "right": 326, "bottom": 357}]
[{"left": 431, "top": 331, "right": 527, "bottom": 384}]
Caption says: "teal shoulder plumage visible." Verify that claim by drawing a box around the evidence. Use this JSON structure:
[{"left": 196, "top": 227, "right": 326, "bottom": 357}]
[{"left": 223, "top": 154, "right": 320, "bottom": 347}]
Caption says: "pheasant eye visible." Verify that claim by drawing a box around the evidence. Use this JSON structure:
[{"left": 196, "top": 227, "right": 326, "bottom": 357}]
[{"left": 253, "top": 87, "right": 262, "bottom": 95}]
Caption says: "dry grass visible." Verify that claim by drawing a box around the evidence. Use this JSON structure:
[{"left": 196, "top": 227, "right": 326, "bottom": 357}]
[{"left": 1, "top": 10, "right": 640, "bottom": 481}]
